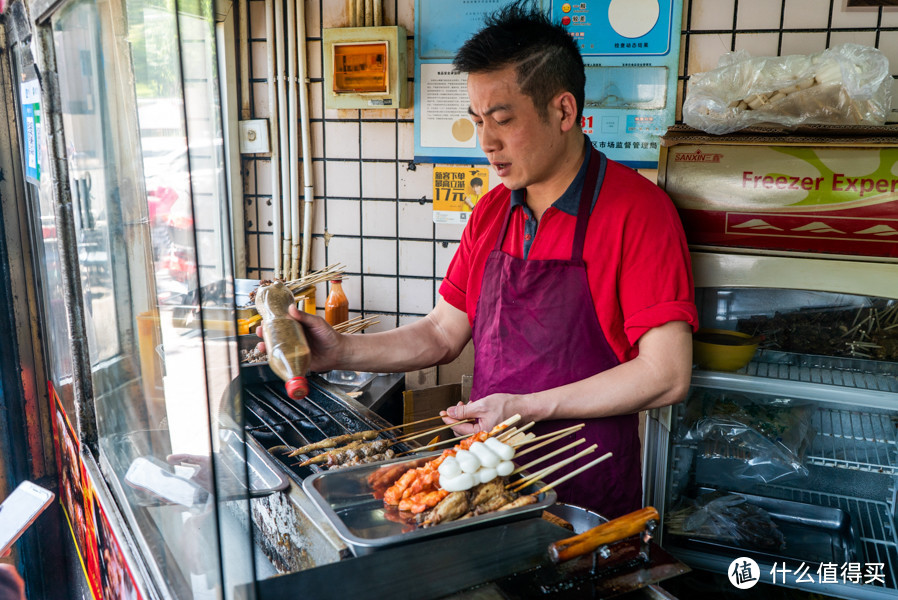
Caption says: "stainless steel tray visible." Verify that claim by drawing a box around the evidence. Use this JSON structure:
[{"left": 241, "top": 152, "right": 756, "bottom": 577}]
[{"left": 303, "top": 453, "right": 557, "bottom": 556}]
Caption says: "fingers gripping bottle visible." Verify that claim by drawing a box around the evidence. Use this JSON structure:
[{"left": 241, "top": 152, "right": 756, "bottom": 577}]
[{"left": 255, "top": 281, "right": 311, "bottom": 399}]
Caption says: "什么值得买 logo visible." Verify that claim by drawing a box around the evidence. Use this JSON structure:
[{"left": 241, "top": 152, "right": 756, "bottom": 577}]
[{"left": 728, "top": 557, "right": 760, "bottom": 589}]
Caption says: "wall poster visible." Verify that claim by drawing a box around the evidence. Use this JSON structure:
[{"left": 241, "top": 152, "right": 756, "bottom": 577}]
[
  {"left": 433, "top": 166, "right": 489, "bottom": 224},
  {"left": 414, "top": 0, "right": 682, "bottom": 169}
]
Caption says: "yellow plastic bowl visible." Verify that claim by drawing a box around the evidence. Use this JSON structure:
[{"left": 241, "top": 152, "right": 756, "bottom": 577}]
[{"left": 692, "top": 328, "right": 759, "bottom": 372}]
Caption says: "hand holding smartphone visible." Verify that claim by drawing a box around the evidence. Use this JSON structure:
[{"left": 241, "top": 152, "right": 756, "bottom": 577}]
[{"left": 0, "top": 481, "right": 55, "bottom": 555}]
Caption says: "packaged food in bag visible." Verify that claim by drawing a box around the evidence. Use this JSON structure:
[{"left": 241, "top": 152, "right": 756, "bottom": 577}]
[
  {"left": 666, "top": 491, "right": 786, "bottom": 552},
  {"left": 680, "top": 391, "right": 816, "bottom": 485},
  {"left": 683, "top": 43, "right": 892, "bottom": 134}
]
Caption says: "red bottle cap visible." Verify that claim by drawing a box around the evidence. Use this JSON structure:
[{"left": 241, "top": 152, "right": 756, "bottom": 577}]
[{"left": 285, "top": 376, "right": 309, "bottom": 399}]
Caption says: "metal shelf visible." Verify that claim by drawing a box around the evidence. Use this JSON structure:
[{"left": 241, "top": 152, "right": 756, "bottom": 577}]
[
  {"left": 744, "top": 351, "right": 898, "bottom": 394},
  {"left": 692, "top": 351, "right": 898, "bottom": 414},
  {"left": 807, "top": 408, "right": 898, "bottom": 475}
]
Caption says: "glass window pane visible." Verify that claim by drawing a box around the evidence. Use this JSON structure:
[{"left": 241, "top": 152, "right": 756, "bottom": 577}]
[{"left": 52, "top": 0, "right": 249, "bottom": 594}]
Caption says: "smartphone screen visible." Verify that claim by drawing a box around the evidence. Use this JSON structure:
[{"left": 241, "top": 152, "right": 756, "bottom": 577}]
[{"left": 0, "top": 481, "right": 55, "bottom": 555}]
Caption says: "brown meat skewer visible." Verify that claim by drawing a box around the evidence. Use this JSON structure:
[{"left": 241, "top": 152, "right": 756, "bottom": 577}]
[
  {"left": 296, "top": 439, "right": 388, "bottom": 466},
  {"left": 288, "top": 430, "right": 379, "bottom": 457}
]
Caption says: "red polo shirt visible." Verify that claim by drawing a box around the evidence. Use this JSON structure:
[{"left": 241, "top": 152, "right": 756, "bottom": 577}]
[{"left": 439, "top": 153, "right": 699, "bottom": 363}]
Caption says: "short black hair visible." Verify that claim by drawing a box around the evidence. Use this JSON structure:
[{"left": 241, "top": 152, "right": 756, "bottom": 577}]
[
  {"left": 470, "top": 177, "right": 484, "bottom": 188},
  {"left": 453, "top": 1, "right": 585, "bottom": 122}
]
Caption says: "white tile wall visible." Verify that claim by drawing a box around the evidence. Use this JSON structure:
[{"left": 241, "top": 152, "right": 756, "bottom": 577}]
[
  {"left": 399, "top": 240, "right": 433, "bottom": 277},
  {"left": 241, "top": 0, "right": 898, "bottom": 358},
  {"left": 687, "top": 34, "right": 733, "bottom": 74},
  {"left": 399, "top": 278, "right": 435, "bottom": 314},
  {"left": 783, "top": 0, "right": 831, "bottom": 30},
  {"left": 398, "top": 201, "right": 433, "bottom": 239},
  {"left": 735, "top": 0, "right": 783, "bottom": 30},
  {"left": 362, "top": 275, "right": 398, "bottom": 312},
  {"left": 326, "top": 198, "right": 361, "bottom": 236},
  {"left": 326, "top": 236, "right": 362, "bottom": 272},
  {"left": 361, "top": 122, "right": 398, "bottom": 159},
  {"left": 324, "top": 121, "right": 361, "bottom": 159},
  {"left": 362, "top": 199, "right": 397, "bottom": 237},
  {"left": 361, "top": 162, "right": 398, "bottom": 199},
  {"left": 362, "top": 238, "right": 397, "bottom": 275},
  {"left": 833, "top": 3, "right": 880, "bottom": 28},
  {"left": 828, "top": 30, "right": 878, "bottom": 47},
  {"left": 324, "top": 160, "right": 361, "bottom": 197},
  {"left": 689, "top": 0, "right": 734, "bottom": 31},
  {"left": 734, "top": 33, "right": 780, "bottom": 57}
]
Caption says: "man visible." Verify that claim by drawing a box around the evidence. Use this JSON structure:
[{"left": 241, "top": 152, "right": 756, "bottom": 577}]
[{"left": 267, "top": 2, "right": 697, "bottom": 518}]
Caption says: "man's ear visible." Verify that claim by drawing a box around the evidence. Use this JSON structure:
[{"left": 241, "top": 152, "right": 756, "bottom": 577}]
[{"left": 555, "top": 91, "right": 579, "bottom": 132}]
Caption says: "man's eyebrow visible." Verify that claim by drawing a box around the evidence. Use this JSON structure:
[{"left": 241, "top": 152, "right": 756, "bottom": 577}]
[{"left": 468, "top": 104, "right": 512, "bottom": 118}]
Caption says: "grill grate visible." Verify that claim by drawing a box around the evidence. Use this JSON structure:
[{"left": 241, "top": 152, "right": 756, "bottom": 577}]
[{"left": 243, "top": 379, "right": 408, "bottom": 481}]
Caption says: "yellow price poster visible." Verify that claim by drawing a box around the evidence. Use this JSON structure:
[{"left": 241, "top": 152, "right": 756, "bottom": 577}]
[{"left": 433, "top": 166, "right": 488, "bottom": 225}]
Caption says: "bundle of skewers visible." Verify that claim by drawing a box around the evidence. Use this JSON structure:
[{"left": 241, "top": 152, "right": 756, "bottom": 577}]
[
  {"left": 239, "top": 314, "right": 381, "bottom": 365},
  {"left": 282, "top": 416, "right": 466, "bottom": 471},
  {"left": 245, "top": 263, "right": 347, "bottom": 306},
  {"left": 368, "top": 416, "right": 613, "bottom": 529},
  {"left": 332, "top": 315, "right": 381, "bottom": 334}
]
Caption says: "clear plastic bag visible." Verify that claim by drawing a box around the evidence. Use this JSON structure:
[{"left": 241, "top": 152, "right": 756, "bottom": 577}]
[
  {"left": 680, "top": 391, "right": 816, "bottom": 485},
  {"left": 683, "top": 44, "right": 892, "bottom": 134},
  {"left": 666, "top": 491, "right": 786, "bottom": 552}
]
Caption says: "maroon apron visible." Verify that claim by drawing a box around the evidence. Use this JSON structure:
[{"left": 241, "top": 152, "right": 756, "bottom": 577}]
[{"left": 469, "top": 148, "right": 642, "bottom": 519}]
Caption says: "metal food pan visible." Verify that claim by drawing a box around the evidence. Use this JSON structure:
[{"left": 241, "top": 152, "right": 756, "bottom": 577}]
[{"left": 303, "top": 453, "right": 557, "bottom": 556}]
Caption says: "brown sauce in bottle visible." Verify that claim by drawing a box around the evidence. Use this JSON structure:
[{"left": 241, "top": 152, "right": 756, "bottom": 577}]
[{"left": 255, "top": 281, "right": 311, "bottom": 399}]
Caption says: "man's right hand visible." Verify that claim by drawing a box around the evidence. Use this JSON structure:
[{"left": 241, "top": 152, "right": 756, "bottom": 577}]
[{"left": 255, "top": 304, "right": 345, "bottom": 373}]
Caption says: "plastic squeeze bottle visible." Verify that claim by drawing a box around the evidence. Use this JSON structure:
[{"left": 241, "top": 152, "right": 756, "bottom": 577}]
[
  {"left": 254, "top": 281, "right": 311, "bottom": 399},
  {"left": 324, "top": 279, "right": 349, "bottom": 326}
]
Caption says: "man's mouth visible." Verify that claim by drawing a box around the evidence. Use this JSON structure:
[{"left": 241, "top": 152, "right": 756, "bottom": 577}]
[{"left": 492, "top": 162, "right": 509, "bottom": 174}]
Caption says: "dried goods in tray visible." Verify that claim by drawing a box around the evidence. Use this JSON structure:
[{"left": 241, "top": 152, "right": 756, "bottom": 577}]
[{"left": 737, "top": 302, "right": 898, "bottom": 361}]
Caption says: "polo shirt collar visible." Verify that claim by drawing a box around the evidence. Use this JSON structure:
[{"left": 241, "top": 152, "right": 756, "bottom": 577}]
[{"left": 509, "top": 135, "right": 593, "bottom": 217}]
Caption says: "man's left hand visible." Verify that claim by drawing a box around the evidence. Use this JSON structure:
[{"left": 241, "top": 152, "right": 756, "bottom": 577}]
[{"left": 440, "top": 393, "right": 520, "bottom": 435}]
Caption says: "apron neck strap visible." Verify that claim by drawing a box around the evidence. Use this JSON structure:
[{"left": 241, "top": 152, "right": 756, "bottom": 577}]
[{"left": 572, "top": 147, "right": 605, "bottom": 262}]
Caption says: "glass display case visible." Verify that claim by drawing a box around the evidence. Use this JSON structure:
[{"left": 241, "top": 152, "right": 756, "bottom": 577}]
[{"left": 645, "top": 252, "right": 898, "bottom": 599}]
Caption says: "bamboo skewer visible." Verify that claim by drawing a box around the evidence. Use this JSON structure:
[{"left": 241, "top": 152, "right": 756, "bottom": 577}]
[
  {"left": 509, "top": 444, "right": 597, "bottom": 493},
  {"left": 489, "top": 414, "right": 522, "bottom": 435},
  {"left": 498, "top": 422, "right": 535, "bottom": 444},
  {"left": 376, "top": 415, "right": 445, "bottom": 434},
  {"left": 394, "top": 420, "right": 473, "bottom": 442},
  {"left": 511, "top": 439, "right": 586, "bottom": 476},
  {"left": 535, "top": 452, "right": 613, "bottom": 494},
  {"left": 394, "top": 432, "right": 476, "bottom": 457},
  {"left": 513, "top": 424, "right": 585, "bottom": 457}
]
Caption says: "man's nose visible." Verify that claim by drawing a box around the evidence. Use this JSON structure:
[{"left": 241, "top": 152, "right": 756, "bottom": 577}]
[{"left": 478, "top": 123, "right": 500, "bottom": 153}]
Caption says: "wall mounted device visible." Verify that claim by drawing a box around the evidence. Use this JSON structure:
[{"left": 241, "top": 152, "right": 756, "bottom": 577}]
[{"left": 323, "top": 26, "right": 408, "bottom": 110}]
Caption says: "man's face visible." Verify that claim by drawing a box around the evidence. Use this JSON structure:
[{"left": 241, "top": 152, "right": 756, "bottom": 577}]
[{"left": 467, "top": 66, "right": 563, "bottom": 192}]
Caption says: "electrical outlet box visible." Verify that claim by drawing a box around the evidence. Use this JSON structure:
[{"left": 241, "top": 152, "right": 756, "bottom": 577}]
[
  {"left": 239, "top": 119, "right": 270, "bottom": 154},
  {"left": 323, "top": 26, "right": 408, "bottom": 110}
]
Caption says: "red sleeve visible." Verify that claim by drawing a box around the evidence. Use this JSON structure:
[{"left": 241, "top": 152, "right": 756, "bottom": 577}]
[{"left": 612, "top": 169, "right": 699, "bottom": 346}]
